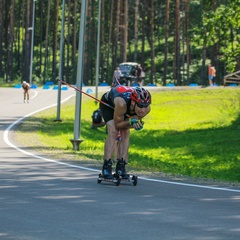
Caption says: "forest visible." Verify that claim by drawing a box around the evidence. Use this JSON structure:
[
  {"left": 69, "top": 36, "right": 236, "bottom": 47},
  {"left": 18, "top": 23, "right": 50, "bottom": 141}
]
[{"left": 0, "top": 0, "right": 239, "bottom": 86}]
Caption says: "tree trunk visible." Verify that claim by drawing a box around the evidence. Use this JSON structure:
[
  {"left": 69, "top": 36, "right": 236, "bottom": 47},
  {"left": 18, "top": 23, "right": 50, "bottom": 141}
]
[
  {"left": 39, "top": 1, "right": 44, "bottom": 79},
  {"left": 134, "top": 0, "right": 139, "bottom": 62},
  {"left": 24, "top": 0, "right": 31, "bottom": 82},
  {"left": 66, "top": 0, "right": 71, "bottom": 83},
  {"left": 163, "top": 0, "right": 170, "bottom": 86},
  {"left": 141, "top": 0, "right": 146, "bottom": 68},
  {"left": 121, "top": 0, "right": 128, "bottom": 62},
  {"left": 106, "top": 0, "right": 114, "bottom": 82},
  {"left": 84, "top": 0, "right": 91, "bottom": 85},
  {"left": 52, "top": 0, "right": 59, "bottom": 83},
  {"left": 43, "top": 0, "right": 51, "bottom": 83},
  {"left": 8, "top": 0, "right": 15, "bottom": 81},
  {"left": 100, "top": 0, "right": 105, "bottom": 82},
  {"left": 72, "top": 0, "right": 77, "bottom": 84},
  {"left": 184, "top": 0, "right": 190, "bottom": 85},
  {"left": 149, "top": 0, "right": 155, "bottom": 84},
  {"left": 0, "top": 0, "right": 3, "bottom": 78},
  {"left": 201, "top": 32, "right": 207, "bottom": 86},
  {"left": 113, "top": 0, "right": 121, "bottom": 69},
  {"left": 174, "top": 0, "right": 181, "bottom": 85}
]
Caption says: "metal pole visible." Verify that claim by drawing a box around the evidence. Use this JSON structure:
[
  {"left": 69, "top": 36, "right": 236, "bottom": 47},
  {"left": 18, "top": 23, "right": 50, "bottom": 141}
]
[
  {"left": 70, "top": 0, "right": 87, "bottom": 151},
  {"left": 55, "top": 0, "right": 66, "bottom": 122},
  {"left": 95, "top": 0, "right": 101, "bottom": 103},
  {"left": 29, "top": 0, "right": 36, "bottom": 86}
]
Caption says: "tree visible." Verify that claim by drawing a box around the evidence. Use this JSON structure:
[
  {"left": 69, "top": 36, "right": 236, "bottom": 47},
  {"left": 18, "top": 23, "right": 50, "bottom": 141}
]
[
  {"left": 140, "top": 0, "right": 146, "bottom": 68},
  {"left": 52, "top": 0, "right": 59, "bottom": 83},
  {"left": 149, "top": 0, "right": 156, "bottom": 84},
  {"left": 112, "top": 0, "right": 121, "bottom": 69},
  {"left": 39, "top": 1, "right": 44, "bottom": 78},
  {"left": 1, "top": 0, "right": 240, "bottom": 87},
  {"left": 6, "top": 0, "right": 15, "bottom": 82},
  {"left": 43, "top": 0, "right": 51, "bottom": 83},
  {"left": 0, "top": 0, "right": 3, "bottom": 78},
  {"left": 100, "top": 0, "right": 105, "bottom": 82},
  {"left": 71, "top": 0, "right": 78, "bottom": 84},
  {"left": 134, "top": 0, "right": 139, "bottom": 62},
  {"left": 23, "top": 0, "right": 31, "bottom": 82},
  {"left": 184, "top": 0, "right": 190, "bottom": 85},
  {"left": 163, "top": 0, "right": 170, "bottom": 86},
  {"left": 66, "top": 0, "right": 71, "bottom": 83},
  {"left": 174, "top": 0, "right": 181, "bottom": 85}
]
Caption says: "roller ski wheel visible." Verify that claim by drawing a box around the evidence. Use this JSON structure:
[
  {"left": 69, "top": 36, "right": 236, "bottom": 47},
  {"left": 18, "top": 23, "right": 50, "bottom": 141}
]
[
  {"left": 97, "top": 173, "right": 121, "bottom": 186},
  {"left": 116, "top": 174, "right": 138, "bottom": 186},
  {"left": 115, "top": 159, "right": 138, "bottom": 186},
  {"left": 113, "top": 173, "right": 121, "bottom": 186},
  {"left": 97, "top": 173, "right": 103, "bottom": 184},
  {"left": 132, "top": 175, "right": 138, "bottom": 186}
]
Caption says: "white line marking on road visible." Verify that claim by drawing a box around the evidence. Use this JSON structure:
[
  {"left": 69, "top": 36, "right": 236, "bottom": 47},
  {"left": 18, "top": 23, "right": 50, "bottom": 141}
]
[
  {"left": 3, "top": 94, "right": 240, "bottom": 193},
  {"left": 31, "top": 90, "right": 38, "bottom": 99},
  {"left": 139, "top": 176, "right": 240, "bottom": 193}
]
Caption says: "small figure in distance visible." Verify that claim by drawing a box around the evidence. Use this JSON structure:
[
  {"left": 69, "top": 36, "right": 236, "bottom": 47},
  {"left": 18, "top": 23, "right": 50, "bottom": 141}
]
[
  {"left": 112, "top": 67, "right": 122, "bottom": 87},
  {"left": 208, "top": 64, "right": 216, "bottom": 86},
  {"left": 22, "top": 81, "right": 30, "bottom": 103}
]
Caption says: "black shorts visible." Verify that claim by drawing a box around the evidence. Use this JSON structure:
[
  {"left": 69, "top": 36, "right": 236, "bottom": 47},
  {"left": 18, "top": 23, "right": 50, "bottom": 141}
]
[{"left": 100, "top": 92, "right": 114, "bottom": 124}]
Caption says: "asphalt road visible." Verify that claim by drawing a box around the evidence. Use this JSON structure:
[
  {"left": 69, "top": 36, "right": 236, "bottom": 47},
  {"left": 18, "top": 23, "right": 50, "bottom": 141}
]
[{"left": 0, "top": 86, "right": 240, "bottom": 240}]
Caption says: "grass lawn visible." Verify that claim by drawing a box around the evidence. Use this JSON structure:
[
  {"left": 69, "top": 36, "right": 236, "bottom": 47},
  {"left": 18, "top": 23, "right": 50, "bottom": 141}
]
[{"left": 15, "top": 87, "right": 240, "bottom": 183}]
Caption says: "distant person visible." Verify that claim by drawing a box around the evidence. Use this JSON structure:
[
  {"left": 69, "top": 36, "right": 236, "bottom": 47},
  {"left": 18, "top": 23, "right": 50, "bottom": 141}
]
[
  {"left": 136, "top": 64, "right": 143, "bottom": 86},
  {"left": 208, "top": 64, "right": 216, "bottom": 86},
  {"left": 112, "top": 67, "right": 122, "bottom": 87},
  {"left": 22, "top": 81, "right": 30, "bottom": 103}
]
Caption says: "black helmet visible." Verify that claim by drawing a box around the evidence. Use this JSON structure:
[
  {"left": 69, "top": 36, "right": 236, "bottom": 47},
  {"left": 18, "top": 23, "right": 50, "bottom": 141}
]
[{"left": 130, "top": 87, "right": 151, "bottom": 107}]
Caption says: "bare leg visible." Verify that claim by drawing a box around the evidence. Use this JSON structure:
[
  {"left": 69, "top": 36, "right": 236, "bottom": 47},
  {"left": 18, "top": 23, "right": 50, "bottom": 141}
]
[
  {"left": 115, "top": 129, "right": 130, "bottom": 177},
  {"left": 118, "top": 128, "right": 130, "bottom": 162},
  {"left": 104, "top": 120, "right": 118, "bottom": 160},
  {"left": 114, "top": 140, "right": 120, "bottom": 162}
]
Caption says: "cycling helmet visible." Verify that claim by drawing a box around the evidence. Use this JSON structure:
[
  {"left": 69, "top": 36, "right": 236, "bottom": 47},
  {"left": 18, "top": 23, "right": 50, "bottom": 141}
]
[{"left": 130, "top": 87, "right": 151, "bottom": 107}]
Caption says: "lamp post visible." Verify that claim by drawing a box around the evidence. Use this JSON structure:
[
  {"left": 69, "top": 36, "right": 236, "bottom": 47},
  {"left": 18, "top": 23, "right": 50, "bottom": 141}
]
[
  {"left": 70, "top": 0, "right": 87, "bottom": 151},
  {"left": 95, "top": 0, "right": 101, "bottom": 102},
  {"left": 29, "top": 0, "right": 36, "bottom": 86},
  {"left": 55, "top": 0, "right": 66, "bottom": 122}
]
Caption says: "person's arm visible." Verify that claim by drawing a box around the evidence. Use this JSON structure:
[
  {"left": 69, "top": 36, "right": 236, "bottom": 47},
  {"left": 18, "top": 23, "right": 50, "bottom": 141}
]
[{"left": 213, "top": 68, "right": 216, "bottom": 76}]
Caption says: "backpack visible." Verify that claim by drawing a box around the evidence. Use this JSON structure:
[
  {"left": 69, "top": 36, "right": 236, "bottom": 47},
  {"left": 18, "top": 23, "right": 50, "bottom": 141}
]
[{"left": 92, "top": 109, "right": 102, "bottom": 124}]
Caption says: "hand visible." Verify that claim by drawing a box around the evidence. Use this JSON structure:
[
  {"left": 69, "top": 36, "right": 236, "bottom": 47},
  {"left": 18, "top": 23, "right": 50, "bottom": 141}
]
[
  {"left": 129, "top": 117, "right": 144, "bottom": 130},
  {"left": 133, "top": 121, "right": 143, "bottom": 131},
  {"left": 129, "top": 116, "right": 138, "bottom": 126}
]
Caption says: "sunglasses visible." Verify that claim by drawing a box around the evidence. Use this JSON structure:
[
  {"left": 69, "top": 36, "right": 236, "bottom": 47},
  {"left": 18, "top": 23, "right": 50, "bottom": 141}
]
[{"left": 136, "top": 103, "right": 149, "bottom": 108}]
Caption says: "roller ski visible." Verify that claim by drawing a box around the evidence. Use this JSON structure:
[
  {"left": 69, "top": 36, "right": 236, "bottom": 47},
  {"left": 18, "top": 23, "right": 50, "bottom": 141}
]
[
  {"left": 115, "top": 158, "right": 138, "bottom": 186},
  {"left": 97, "top": 159, "right": 121, "bottom": 186},
  {"left": 97, "top": 159, "right": 138, "bottom": 186}
]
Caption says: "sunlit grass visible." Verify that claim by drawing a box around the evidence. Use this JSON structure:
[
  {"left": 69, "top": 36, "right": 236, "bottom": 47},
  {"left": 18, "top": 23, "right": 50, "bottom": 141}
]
[{"left": 17, "top": 88, "right": 240, "bottom": 182}]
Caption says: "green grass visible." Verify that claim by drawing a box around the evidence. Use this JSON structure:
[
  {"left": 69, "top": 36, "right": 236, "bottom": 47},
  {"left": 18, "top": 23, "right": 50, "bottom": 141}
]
[{"left": 16, "top": 88, "right": 240, "bottom": 183}]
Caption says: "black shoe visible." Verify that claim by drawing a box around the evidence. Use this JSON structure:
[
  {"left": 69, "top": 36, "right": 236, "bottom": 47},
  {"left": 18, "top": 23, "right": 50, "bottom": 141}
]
[
  {"left": 116, "top": 159, "right": 129, "bottom": 178},
  {"left": 102, "top": 159, "right": 113, "bottom": 178}
]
